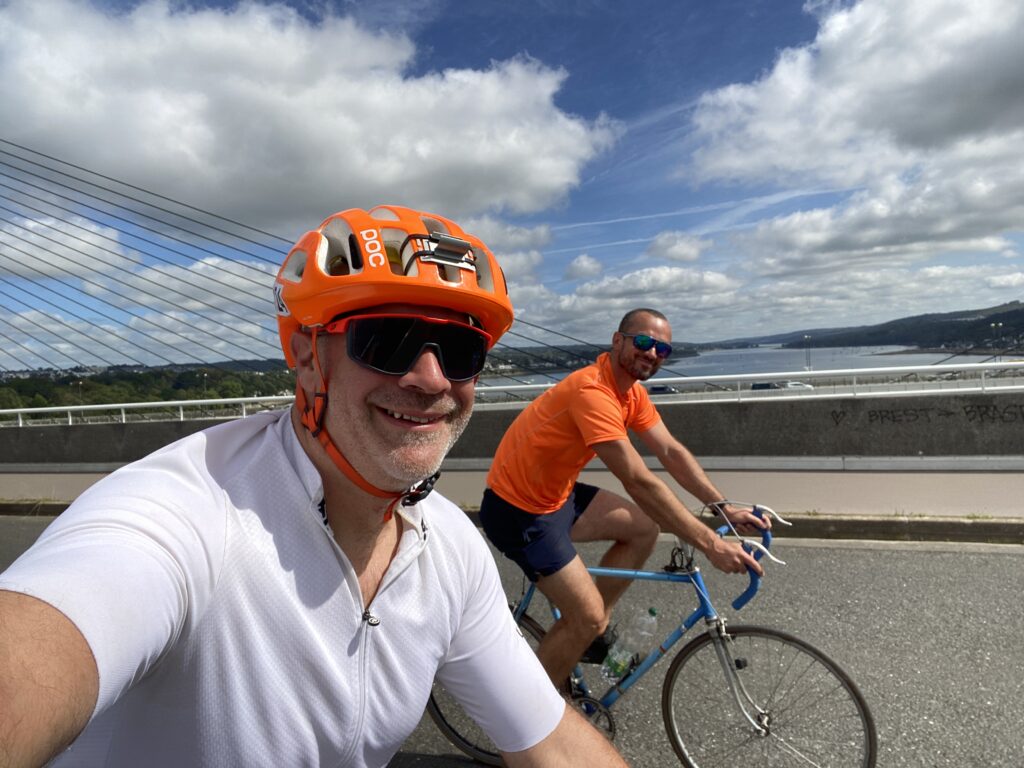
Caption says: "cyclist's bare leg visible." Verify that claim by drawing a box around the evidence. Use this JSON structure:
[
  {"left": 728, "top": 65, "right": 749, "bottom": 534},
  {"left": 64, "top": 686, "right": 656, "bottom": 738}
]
[
  {"left": 570, "top": 488, "right": 658, "bottom": 618},
  {"left": 534, "top": 555, "right": 608, "bottom": 685}
]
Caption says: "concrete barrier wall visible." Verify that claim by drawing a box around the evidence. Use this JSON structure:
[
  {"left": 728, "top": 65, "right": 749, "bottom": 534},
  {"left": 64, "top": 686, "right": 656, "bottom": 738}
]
[
  {"left": 0, "top": 419, "right": 219, "bottom": 466},
  {"left": 453, "top": 391, "right": 1024, "bottom": 459},
  {"left": 2, "top": 391, "right": 1022, "bottom": 467}
]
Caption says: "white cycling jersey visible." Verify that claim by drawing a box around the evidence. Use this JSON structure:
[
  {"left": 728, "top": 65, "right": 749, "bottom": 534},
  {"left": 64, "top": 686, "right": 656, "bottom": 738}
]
[{"left": 0, "top": 409, "right": 563, "bottom": 767}]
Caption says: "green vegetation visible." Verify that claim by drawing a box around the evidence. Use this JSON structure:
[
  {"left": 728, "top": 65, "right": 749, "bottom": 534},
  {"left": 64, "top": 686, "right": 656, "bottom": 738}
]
[{"left": 0, "top": 366, "right": 295, "bottom": 410}]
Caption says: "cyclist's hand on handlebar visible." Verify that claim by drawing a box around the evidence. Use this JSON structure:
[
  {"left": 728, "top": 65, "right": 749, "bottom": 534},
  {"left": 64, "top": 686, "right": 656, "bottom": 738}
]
[
  {"left": 705, "top": 537, "right": 764, "bottom": 577},
  {"left": 720, "top": 502, "right": 771, "bottom": 535}
]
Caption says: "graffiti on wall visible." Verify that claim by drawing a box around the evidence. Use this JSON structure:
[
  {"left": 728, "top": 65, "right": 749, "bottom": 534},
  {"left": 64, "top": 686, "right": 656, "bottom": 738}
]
[{"left": 829, "top": 404, "right": 1024, "bottom": 427}]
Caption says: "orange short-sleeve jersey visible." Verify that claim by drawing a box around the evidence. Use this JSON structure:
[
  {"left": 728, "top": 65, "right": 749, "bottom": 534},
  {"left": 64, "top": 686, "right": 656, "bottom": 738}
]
[{"left": 486, "top": 353, "right": 662, "bottom": 513}]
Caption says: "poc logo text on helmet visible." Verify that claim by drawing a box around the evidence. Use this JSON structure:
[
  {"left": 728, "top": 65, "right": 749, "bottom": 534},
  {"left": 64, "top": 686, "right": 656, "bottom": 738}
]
[{"left": 359, "top": 228, "right": 387, "bottom": 269}]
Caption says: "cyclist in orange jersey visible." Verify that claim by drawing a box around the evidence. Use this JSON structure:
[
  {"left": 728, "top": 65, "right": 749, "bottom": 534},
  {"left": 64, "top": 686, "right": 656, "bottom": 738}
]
[{"left": 481, "top": 307, "right": 769, "bottom": 686}]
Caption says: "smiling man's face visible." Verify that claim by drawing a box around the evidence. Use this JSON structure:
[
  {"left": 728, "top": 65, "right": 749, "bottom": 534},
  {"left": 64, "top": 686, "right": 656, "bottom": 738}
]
[
  {"left": 613, "top": 312, "right": 673, "bottom": 382},
  {"left": 317, "top": 303, "right": 476, "bottom": 490}
]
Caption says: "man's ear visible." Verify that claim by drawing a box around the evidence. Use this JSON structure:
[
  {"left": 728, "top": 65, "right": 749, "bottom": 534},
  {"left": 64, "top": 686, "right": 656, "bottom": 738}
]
[{"left": 290, "top": 330, "right": 318, "bottom": 390}]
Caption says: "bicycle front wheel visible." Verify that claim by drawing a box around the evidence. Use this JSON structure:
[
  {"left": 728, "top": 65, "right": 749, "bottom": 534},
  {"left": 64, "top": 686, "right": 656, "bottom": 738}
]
[
  {"left": 426, "top": 613, "right": 546, "bottom": 766},
  {"left": 662, "top": 624, "right": 876, "bottom": 768}
]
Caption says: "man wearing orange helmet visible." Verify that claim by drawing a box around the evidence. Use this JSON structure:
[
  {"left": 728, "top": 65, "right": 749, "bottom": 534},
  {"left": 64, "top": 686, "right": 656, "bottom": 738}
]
[{"left": 0, "top": 206, "right": 625, "bottom": 768}]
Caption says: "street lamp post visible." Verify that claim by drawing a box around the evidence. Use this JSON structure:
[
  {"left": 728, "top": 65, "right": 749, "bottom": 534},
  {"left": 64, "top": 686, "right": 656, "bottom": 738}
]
[
  {"left": 804, "top": 335, "right": 812, "bottom": 371},
  {"left": 990, "top": 322, "right": 1004, "bottom": 362}
]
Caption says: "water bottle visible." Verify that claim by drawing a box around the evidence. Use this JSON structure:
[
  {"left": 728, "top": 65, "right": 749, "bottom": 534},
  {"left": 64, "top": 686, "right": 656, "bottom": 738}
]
[{"left": 601, "top": 607, "right": 658, "bottom": 683}]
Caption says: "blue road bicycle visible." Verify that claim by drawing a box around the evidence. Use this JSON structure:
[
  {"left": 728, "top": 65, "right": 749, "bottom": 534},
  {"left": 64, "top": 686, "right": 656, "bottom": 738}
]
[{"left": 427, "top": 503, "right": 877, "bottom": 767}]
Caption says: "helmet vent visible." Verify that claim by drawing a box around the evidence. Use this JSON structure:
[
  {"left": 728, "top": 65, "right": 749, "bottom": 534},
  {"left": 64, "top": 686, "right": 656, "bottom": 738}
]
[
  {"left": 280, "top": 249, "right": 306, "bottom": 282},
  {"left": 347, "top": 234, "right": 364, "bottom": 271},
  {"left": 326, "top": 248, "right": 350, "bottom": 276}
]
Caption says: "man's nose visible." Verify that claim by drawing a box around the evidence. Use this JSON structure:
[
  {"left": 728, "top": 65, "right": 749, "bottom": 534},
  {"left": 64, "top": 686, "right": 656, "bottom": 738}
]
[{"left": 398, "top": 345, "right": 451, "bottom": 393}]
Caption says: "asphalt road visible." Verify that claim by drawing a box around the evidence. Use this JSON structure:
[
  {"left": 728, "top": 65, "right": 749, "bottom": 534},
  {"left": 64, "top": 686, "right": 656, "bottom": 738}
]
[
  {"left": 4, "top": 521, "right": 1021, "bottom": 767},
  {"left": 394, "top": 538, "right": 1024, "bottom": 768}
]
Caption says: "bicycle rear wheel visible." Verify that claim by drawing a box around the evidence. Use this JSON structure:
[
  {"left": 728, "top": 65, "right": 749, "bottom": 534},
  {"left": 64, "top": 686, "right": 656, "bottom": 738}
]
[
  {"left": 426, "top": 613, "right": 546, "bottom": 765},
  {"left": 662, "top": 624, "right": 876, "bottom": 767}
]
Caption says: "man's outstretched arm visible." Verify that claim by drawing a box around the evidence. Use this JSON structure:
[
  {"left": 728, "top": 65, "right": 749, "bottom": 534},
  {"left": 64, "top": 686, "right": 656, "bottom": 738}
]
[
  {"left": 637, "top": 422, "right": 768, "bottom": 531},
  {"left": 0, "top": 590, "right": 98, "bottom": 768},
  {"left": 502, "top": 703, "right": 628, "bottom": 767},
  {"left": 591, "top": 438, "right": 761, "bottom": 576}
]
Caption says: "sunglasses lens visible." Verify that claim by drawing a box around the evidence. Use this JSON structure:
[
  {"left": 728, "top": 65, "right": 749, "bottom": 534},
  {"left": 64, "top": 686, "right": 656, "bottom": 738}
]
[
  {"left": 346, "top": 317, "right": 488, "bottom": 380},
  {"left": 631, "top": 334, "right": 672, "bottom": 359},
  {"left": 632, "top": 334, "right": 656, "bottom": 351}
]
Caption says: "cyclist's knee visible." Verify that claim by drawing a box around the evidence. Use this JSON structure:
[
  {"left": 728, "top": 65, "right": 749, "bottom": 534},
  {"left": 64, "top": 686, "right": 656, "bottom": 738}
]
[
  {"left": 563, "top": 599, "right": 608, "bottom": 640},
  {"left": 627, "top": 511, "right": 659, "bottom": 550},
  {"left": 575, "top": 612, "right": 607, "bottom": 641}
]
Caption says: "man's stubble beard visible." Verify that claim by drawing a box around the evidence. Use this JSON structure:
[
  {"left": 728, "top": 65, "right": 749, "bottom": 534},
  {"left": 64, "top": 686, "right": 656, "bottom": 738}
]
[
  {"left": 339, "top": 390, "right": 473, "bottom": 490},
  {"left": 382, "top": 406, "right": 471, "bottom": 485}
]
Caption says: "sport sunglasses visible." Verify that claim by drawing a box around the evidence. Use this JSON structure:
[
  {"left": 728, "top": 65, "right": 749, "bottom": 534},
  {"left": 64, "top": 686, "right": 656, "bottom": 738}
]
[
  {"left": 323, "top": 313, "right": 492, "bottom": 382},
  {"left": 623, "top": 333, "right": 673, "bottom": 359}
]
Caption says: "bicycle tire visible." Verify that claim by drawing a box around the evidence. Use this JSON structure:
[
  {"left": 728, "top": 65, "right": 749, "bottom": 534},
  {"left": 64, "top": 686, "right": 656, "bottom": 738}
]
[
  {"left": 661, "top": 624, "right": 877, "bottom": 768},
  {"left": 426, "top": 613, "right": 547, "bottom": 765}
]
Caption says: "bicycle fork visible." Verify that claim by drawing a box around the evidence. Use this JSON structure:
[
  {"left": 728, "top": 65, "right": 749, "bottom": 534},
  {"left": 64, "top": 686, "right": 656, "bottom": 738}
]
[{"left": 707, "top": 619, "right": 771, "bottom": 737}]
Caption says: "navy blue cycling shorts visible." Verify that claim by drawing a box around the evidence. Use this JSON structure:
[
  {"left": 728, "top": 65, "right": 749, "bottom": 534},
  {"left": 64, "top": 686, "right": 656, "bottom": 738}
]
[{"left": 478, "top": 483, "right": 600, "bottom": 582}]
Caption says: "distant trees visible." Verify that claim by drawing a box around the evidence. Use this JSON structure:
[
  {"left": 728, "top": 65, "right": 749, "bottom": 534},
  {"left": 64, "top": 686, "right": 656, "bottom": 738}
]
[
  {"left": 0, "top": 387, "right": 21, "bottom": 409},
  {"left": 0, "top": 367, "right": 295, "bottom": 409}
]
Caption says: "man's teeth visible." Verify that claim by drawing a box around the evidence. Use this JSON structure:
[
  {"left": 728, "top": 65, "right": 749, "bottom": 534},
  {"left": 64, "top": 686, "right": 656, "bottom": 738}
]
[{"left": 386, "top": 409, "right": 431, "bottom": 424}]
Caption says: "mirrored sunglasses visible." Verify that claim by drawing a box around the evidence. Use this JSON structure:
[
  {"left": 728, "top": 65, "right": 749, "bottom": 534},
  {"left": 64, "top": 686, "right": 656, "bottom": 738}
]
[
  {"left": 625, "top": 333, "right": 672, "bottom": 359},
  {"left": 323, "top": 313, "right": 492, "bottom": 381}
]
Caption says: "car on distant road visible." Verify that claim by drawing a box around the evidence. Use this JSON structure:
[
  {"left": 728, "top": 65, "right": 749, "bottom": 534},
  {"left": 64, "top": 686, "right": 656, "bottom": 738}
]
[
  {"left": 646, "top": 384, "right": 681, "bottom": 395},
  {"left": 750, "top": 380, "right": 814, "bottom": 390}
]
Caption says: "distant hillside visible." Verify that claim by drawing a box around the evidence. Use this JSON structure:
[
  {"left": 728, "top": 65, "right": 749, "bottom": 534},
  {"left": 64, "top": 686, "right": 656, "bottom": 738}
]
[
  {"left": 718, "top": 301, "right": 1023, "bottom": 351},
  {"left": 3, "top": 302, "right": 1019, "bottom": 410}
]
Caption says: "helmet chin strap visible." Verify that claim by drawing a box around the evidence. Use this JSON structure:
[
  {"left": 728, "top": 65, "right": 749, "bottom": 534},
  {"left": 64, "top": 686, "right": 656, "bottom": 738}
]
[{"left": 295, "top": 329, "right": 440, "bottom": 521}]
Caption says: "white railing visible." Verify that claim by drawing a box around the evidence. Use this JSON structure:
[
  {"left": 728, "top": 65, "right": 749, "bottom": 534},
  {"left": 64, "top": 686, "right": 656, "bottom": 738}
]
[
  {"left": 0, "top": 395, "right": 294, "bottom": 427},
  {"left": 473, "top": 360, "right": 1024, "bottom": 405},
  {"left": 2, "top": 361, "right": 1024, "bottom": 426}
]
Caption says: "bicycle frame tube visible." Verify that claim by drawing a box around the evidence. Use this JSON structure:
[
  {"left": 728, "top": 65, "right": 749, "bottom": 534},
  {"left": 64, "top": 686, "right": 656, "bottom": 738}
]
[
  {"left": 513, "top": 565, "right": 725, "bottom": 709},
  {"left": 511, "top": 582, "right": 538, "bottom": 623},
  {"left": 587, "top": 567, "right": 718, "bottom": 708},
  {"left": 705, "top": 621, "right": 770, "bottom": 735}
]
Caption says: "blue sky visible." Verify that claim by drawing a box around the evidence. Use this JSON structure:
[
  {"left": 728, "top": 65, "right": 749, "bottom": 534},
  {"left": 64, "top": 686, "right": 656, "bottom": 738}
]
[{"left": 1, "top": 0, "right": 1023, "bottom": 366}]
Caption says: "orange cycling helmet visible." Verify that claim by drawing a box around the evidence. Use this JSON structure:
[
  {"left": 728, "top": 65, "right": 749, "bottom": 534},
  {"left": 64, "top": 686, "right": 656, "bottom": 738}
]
[{"left": 274, "top": 205, "right": 514, "bottom": 367}]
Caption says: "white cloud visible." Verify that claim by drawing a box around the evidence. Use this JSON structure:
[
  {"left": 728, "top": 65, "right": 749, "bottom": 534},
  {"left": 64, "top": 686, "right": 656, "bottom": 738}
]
[
  {"left": 986, "top": 273, "right": 1024, "bottom": 289},
  {"left": 564, "top": 253, "right": 602, "bottom": 279},
  {"left": 691, "top": 0, "right": 1024, "bottom": 188},
  {"left": 495, "top": 249, "right": 543, "bottom": 283},
  {"left": 645, "top": 231, "right": 710, "bottom": 262},
  {"left": 0, "top": 215, "right": 136, "bottom": 279},
  {"left": 0, "top": 0, "right": 619, "bottom": 232},
  {"left": 577, "top": 266, "right": 738, "bottom": 298},
  {"left": 462, "top": 216, "right": 552, "bottom": 252},
  {"left": 676, "top": 0, "right": 1024, "bottom": 327}
]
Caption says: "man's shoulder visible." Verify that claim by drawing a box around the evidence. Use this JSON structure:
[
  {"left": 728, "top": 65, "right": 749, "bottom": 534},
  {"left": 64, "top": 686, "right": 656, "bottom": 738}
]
[
  {"left": 420, "top": 492, "right": 474, "bottom": 532},
  {"left": 553, "top": 361, "right": 612, "bottom": 399},
  {"left": 87, "top": 410, "right": 290, "bottom": 506},
  {"left": 420, "top": 493, "right": 491, "bottom": 555}
]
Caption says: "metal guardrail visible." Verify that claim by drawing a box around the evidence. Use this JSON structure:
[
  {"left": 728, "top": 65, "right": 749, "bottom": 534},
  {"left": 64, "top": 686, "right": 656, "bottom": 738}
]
[
  {"left": 0, "top": 395, "right": 294, "bottom": 427},
  {"left": 473, "top": 360, "right": 1024, "bottom": 405},
  {"left": 2, "top": 361, "right": 1024, "bottom": 426}
]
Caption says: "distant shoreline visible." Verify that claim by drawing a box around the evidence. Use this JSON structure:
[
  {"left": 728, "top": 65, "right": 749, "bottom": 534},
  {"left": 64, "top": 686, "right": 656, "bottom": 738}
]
[{"left": 875, "top": 347, "right": 1000, "bottom": 356}]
